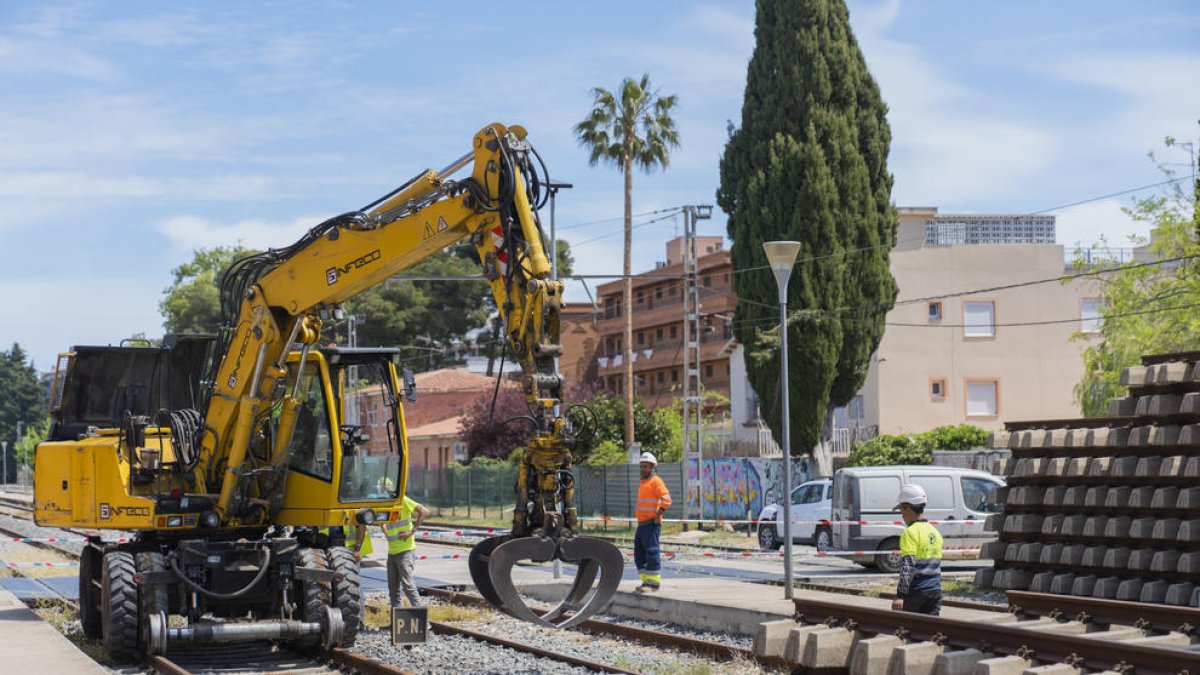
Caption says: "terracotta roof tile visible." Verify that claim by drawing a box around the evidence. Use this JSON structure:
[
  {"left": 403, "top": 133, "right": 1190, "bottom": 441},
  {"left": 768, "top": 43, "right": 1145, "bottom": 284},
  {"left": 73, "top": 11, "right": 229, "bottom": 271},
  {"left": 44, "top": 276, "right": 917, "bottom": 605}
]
[
  {"left": 413, "top": 367, "right": 518, "bottom": 392},
  {"left": 406, "top": 415, "right": 466, "bottom": 439}
]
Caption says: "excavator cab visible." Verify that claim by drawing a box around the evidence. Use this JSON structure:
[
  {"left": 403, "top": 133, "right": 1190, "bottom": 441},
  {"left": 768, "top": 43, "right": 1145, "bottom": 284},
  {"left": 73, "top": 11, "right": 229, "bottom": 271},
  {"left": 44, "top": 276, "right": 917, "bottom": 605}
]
[{"left": 273, "top": 347, "right": 412, "bottom": 526}]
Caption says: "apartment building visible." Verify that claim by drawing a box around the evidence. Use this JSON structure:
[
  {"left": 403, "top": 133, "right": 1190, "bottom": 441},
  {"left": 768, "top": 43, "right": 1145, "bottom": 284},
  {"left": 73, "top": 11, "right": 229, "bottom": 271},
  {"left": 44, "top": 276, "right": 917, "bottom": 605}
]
[
  {"left": 592, "top": 236, "right": 736, "bottom": 413},
  {"left": 846, "top": 207, "right": 1101, "bottom": 437}
]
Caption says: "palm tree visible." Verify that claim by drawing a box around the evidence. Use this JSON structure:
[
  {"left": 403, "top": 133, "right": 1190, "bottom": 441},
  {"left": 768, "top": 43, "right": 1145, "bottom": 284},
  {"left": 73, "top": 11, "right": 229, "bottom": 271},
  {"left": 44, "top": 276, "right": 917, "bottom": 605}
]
[{"left": 575, "top": 74, "right": 680, "bottom": 450}]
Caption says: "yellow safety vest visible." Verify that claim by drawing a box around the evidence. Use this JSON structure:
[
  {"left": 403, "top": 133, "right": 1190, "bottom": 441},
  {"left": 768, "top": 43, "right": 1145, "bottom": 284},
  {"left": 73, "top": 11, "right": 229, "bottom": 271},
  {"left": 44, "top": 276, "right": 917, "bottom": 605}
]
[
  {"left": 346, "top": 524, "right": 373, "bottom": 556},
  {"left": 386, "top": 496, "right": 420, "bottom": 555}
]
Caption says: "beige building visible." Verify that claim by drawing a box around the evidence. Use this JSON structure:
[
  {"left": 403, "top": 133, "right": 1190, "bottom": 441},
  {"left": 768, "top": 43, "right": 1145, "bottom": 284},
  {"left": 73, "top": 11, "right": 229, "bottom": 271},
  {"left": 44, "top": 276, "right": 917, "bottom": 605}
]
[{"left": 846, "top": 207, "right": 1102, "bottom": 438}]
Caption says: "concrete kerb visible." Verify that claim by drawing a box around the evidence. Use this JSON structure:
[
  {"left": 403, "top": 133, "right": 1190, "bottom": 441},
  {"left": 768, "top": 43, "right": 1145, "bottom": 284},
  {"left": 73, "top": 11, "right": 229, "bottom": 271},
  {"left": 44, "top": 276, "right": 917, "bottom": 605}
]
[
  {"left": 784, "top": 624, "right": 832, "bottom": 664},
  {"left": 753, "top": 618, "right": 797, "bottom": 659},
  {"left": 973, "top": 655, "right": 1031, "bottom": 675}
]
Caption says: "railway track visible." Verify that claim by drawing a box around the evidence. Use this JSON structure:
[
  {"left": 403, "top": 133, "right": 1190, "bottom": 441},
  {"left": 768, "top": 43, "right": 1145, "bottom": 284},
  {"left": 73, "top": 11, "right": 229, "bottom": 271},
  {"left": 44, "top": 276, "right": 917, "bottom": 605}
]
[
  {"left": 4, "top": 492, "right": 777, "bottom": 674},
  {"left": 780, "top": 593, "right": 1200, "bottom": 673}
]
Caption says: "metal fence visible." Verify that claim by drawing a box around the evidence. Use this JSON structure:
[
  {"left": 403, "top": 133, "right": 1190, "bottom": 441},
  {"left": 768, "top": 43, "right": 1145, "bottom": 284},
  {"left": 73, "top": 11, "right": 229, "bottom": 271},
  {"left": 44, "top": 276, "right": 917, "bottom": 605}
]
[{"left": 406, "top": 457, "right": 813, "bottom": 523}]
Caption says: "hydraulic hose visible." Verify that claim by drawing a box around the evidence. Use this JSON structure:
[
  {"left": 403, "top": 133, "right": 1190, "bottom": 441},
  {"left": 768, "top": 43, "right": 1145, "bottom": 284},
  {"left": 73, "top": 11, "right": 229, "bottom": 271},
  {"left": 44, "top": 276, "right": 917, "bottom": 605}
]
[{"left": 169, "top": 547, "right": 272, "bottom": 600}]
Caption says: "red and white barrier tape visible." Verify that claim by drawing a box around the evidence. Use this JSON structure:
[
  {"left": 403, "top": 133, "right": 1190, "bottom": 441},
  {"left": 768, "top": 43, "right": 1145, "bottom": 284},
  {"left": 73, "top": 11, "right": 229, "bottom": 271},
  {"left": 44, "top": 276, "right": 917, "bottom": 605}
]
[
  {"left": 2, "top": 561, "right": 80, "bottom": 567},
  {"left": 579, "top": 516, "right": 981, "bottom": 527}
]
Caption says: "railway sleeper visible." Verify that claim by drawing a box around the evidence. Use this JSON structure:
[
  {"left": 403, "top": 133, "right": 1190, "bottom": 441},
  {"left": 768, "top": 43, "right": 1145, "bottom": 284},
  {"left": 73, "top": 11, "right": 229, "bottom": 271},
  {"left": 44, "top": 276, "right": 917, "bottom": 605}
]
[{"left": 755, "top": 611, "right": 1196, "bottom": 674}]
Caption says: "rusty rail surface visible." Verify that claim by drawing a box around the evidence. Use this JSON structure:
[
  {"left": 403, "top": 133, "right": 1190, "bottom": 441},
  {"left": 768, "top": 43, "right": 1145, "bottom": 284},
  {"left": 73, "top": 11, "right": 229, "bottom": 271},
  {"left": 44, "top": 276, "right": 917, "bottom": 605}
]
[
  {"left": 1008, "top": 590, "right": 1200, "bottom": 636},
  {"left": 323, "top": 648, "right": 418, "bottom": 675},
  {"left": 794, "top": 596, "right": 1199, "bottom": 675}
]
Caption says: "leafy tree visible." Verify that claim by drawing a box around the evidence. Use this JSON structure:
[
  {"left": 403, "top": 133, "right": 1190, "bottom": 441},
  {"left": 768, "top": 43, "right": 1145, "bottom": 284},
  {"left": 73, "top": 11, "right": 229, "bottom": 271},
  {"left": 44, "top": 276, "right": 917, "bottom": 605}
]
[
  {"left": 345, "top": 247, "right": 491, "bottom": 369},
  {"left": 0, "top": 344, "right": 44, "bottom": 481},
  {"left": 569, "top": 392, "right": 673, "bottom": 465},
  {"left": 161, "top": 246, "right": 259, "bottom": 334},
  {"left": 14, "top": 417, "right": 50, "bottom": 469},
  {"left": 717, "top": 0, "right": 897, "bottom": 454},
  {"left": 459, "top": 384, "right": 534, "bottom": 460},
  {"left": 1072, "top": 147, "right": 1200, "bottom": 416},
  {"left": 575, "top": 74, "right": 680, "bottom": 450},
  {"left": 554, "top": 239, "right": 575, "bottom": 277}
]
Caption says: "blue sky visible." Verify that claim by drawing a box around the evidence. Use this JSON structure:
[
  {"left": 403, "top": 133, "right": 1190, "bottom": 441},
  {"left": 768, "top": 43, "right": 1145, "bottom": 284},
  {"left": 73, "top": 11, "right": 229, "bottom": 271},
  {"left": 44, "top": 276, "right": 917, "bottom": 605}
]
[{"left": 1, "top": 1, "right": 1197, "bottom": 369}]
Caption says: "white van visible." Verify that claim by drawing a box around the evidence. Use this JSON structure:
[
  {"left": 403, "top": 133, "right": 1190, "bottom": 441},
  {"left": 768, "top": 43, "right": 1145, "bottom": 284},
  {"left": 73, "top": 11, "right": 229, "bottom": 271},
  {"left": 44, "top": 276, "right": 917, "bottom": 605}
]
[{"left": 830, "top": 465, "right": 1005, "bottom": 572}]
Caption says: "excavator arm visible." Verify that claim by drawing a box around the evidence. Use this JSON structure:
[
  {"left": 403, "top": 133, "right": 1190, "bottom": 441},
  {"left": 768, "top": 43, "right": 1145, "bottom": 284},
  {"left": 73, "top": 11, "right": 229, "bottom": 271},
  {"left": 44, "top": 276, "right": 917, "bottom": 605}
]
[{"left": 197, "top": 122, "right": 621, "bottom": 627}]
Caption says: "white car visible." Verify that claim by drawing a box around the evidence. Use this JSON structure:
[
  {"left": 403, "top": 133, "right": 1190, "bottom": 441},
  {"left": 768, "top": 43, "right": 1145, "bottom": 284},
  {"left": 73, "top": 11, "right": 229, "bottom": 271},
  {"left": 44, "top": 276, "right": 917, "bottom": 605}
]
[{"left": 757, "top": 478, "right": 833, "bottom": 552}]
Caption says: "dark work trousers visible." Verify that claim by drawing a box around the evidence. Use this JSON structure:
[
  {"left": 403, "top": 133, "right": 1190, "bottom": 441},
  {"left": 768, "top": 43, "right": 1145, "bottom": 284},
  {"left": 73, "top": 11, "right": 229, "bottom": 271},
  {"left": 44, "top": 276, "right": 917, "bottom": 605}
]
[
  {"left": 634, "top": 521, "right": 662, "bottom": 586},
  {"left": 902, "top": 590, "right": 942, "bottom": 616}
]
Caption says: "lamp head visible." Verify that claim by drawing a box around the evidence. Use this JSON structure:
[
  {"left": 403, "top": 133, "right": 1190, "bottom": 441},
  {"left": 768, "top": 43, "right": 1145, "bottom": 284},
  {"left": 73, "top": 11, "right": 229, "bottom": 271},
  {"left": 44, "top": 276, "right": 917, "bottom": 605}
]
[
  {"left": 762, "top": 241, "right": 801, "bottom": 302},
  {"left": 762, "top": 241, "right": 802, "bottom": 271}
]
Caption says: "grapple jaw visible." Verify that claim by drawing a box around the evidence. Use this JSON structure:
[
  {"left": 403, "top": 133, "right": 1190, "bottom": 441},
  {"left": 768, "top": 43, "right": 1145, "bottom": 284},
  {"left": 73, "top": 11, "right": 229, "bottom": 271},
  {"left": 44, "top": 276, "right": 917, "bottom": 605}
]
[{"left": 467, "top": 532, "right": 623, "bottom": 628}]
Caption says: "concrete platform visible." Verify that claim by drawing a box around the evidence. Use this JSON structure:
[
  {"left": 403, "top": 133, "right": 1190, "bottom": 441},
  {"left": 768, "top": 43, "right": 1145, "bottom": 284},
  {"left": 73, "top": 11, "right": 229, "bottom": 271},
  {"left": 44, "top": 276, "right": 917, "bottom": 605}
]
[
  {"left": 520, "top": 574, "right": 1004, "bottom": 638},
  {"left": 0, "top": 586, "right": 108, "bottom": 674}
]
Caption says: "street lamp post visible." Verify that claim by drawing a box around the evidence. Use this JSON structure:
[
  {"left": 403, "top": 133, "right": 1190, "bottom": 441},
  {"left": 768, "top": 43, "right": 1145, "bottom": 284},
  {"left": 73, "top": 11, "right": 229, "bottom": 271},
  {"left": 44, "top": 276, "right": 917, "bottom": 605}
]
[{"left": 763, "top": 240, "right": 802, "bottom": 599}]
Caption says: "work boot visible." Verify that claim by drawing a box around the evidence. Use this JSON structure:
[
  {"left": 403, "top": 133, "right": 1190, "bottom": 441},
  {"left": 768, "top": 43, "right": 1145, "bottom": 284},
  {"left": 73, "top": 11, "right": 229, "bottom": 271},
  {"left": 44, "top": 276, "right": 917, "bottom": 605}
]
[{"left": 635, "top": 584, "right": 659, "bottom": 594}]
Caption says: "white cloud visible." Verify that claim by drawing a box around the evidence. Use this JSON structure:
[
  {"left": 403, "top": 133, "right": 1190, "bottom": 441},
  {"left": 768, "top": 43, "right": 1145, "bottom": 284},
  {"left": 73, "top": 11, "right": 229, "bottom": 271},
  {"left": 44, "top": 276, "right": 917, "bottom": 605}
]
[
  {"left": 0, "top": 36, "right": 119, "bottom": 81},
  {"left": 1045, "top": 52, "right": 1200, "bottom": 158},
  {"left": 0, "top": 277, "right": 164, "bottom": 371},
  {"left": 849, "top": 1, "right": 1059, "bottom": 205},
  {"left": 1053, "top": 198, "right": 1150, "bottom": 250},
  {"left": 158, "top": 214, "right": 322, "bottom": 254}
]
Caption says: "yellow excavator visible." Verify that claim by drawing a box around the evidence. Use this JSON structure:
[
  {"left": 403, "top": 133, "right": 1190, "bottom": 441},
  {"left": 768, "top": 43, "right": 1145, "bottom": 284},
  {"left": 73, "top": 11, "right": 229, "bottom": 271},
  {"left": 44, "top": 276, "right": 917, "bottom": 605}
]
[{"left": 34, "top": 123, "right": 622, "bottom": 662}]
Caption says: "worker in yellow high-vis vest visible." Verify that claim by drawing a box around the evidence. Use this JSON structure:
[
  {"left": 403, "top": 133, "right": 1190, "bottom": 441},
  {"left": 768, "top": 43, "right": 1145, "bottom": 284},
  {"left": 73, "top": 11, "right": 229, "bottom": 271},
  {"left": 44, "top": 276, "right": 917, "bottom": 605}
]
[
  {"left": 891, "top": 484, "right": 943, "bottom": 615},
  {"left": 347, "top": 523, "right": 373, "bottom": 560},
  {"left": 379, "top": 495, "right": 430, "bottom": 608}
]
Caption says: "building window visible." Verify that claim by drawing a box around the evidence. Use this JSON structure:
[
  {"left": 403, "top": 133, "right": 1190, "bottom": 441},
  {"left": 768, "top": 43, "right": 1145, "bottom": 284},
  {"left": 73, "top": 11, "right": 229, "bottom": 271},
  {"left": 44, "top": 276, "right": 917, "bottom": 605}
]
[
  {"left": 930, "top": 378, "right": 946, "bottom": 400},
  {"left": 655, "top": 286, "right": 663, "bottom": 300},
  {"left": 705, "top": 364, "right": 713, "bottom": 378},
  {"left": 963, "top": 301, "right": 995, "bottom": 337},
  {"left": 848, "top": 395, "right": 865, "bottom": 420},
  {"left": 703, "top": 275, "right": 712, "bottom": 288},
  {"left": 928, "top": 301, "right": 942, "bottom": 320},
  {"left": 669, "top": 285, "right": 676, "bottom": 296},
  {"left": 636, "top": 290, "right": 644, "bottom": 305},
  {"left": 637, "top": 332, "right": 645, "bottom": 346},
  {"left": 966, "top": 380, "right": 998, "bottom": 417},
  {"left": 657, "top": 371, "right": 665, "bottom": 384},
  {"left": 670, "top": 325, "right": 677, "bottom": 338},
  {"left": 671, "top": 369, "right": 678, "bottom": 383},
  {"left": 1081, "top": 298, "right": 1102, "bottom": 333}
]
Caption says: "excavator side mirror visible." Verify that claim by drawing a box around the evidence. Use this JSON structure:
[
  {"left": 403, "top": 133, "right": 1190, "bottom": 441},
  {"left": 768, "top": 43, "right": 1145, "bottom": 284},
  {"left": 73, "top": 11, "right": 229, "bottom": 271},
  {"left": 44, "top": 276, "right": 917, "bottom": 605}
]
[{"left": 403, "top": 368, "right": 416, "bottom": 403}]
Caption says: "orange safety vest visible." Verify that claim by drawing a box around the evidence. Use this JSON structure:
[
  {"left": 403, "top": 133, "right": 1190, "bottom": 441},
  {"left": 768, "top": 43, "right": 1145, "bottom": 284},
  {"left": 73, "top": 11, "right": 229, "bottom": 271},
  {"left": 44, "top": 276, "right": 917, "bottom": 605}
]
[{"left": 636, "top": 474, "right": 672, "bottom": 523}]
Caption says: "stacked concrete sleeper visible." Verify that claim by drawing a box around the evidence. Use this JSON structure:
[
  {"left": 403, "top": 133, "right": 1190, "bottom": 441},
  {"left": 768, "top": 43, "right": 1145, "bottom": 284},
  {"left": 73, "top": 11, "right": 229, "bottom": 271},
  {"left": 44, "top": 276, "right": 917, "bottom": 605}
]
[{"left": 976, "top": 354, "right": 1200, "bottom": 607}]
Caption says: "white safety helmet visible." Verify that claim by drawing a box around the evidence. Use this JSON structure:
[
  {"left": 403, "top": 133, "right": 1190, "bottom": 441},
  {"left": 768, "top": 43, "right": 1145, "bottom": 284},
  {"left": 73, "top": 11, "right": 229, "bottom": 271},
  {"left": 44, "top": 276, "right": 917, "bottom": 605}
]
[
  {"left": 894, "top": 484, "right": 928, "bottom": 510},
  {"left": 638, "top": 451, "right": 658, "bottom": 466}
]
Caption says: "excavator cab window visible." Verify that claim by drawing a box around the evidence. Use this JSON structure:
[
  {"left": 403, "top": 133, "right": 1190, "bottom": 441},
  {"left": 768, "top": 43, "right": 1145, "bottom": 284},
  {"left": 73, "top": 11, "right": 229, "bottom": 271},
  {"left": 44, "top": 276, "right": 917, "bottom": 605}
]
[
  {"left": 331, "top": 358, "right": 402, "bottom": 502},
  {"left": 278, "top": 362, "right": 335, "bottom": 481}
]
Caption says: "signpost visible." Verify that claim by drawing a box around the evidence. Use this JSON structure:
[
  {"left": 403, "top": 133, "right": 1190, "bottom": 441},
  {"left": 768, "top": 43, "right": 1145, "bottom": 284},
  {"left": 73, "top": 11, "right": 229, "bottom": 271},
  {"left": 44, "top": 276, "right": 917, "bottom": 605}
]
[{"left": 390, "top": 607, "right": 428, "bottom": 646}]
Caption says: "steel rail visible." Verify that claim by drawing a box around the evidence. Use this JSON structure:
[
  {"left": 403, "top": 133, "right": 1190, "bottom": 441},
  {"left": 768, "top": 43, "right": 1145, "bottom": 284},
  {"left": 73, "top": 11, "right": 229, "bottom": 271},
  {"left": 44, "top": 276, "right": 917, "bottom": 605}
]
[
  {"left": 322, "top": 648, "right": 418, "bottom": 675},
  {"left": 1008, "top": 590, "right": 1200, "bottom": 636},
  {"left": 429, "top": 620, "right": 639, "bottom": 674},
  {"left": 794, "top": 596, "right": 1199, "bottom": 675},
  {"left": 422, "top": 586, "right": 794, "bottom": 670},
  {"left": 147, "top": 655, "right": 191, "bottom": 675}
]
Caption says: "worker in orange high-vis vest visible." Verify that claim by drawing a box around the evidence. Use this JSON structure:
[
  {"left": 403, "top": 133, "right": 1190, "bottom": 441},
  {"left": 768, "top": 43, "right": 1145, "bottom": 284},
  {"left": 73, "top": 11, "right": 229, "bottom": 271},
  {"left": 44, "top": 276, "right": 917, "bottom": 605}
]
[{"left": 634, "top": 452, "right": 671, "bottom": 593}]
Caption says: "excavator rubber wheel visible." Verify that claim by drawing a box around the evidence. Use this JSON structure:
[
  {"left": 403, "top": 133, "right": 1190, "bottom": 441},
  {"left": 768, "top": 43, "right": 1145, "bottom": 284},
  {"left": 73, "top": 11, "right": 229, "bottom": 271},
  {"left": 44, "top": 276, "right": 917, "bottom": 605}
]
[
  {"left": 100, "top": 550, "right": 140, "bottom": 663},
  {"left": 78, "top": 546, "right": 103, "bottom": 639},
  {"left": 294, "top": 548, "right": 331, "bottom": 649},
  {"left": 326, "top": 547, "right": 361, "bottom": 646}
]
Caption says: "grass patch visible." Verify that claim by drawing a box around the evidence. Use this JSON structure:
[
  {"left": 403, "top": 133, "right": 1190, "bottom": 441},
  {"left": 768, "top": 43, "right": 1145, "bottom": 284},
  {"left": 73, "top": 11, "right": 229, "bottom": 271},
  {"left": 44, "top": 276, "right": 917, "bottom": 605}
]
[
  {"left": 361, "top": 599, "right": 491, "bottom": 629},
  {"left": 941, "top": 578, "right": 978, "bottom": 596},
  {"left": 24, "top": 598, "right": 112, "bottom": 666}
]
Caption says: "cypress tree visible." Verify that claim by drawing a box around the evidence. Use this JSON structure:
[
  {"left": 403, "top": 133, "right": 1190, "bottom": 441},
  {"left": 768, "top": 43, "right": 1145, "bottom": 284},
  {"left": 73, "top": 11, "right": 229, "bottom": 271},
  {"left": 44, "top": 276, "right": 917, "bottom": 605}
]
[{"left": 717, "top": 0, "right": 897, "bottom": 453}]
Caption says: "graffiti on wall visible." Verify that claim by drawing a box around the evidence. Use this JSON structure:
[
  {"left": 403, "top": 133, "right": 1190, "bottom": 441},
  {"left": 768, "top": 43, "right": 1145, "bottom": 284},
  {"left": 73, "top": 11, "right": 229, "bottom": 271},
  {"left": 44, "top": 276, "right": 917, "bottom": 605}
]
[{"left": 685, "top": 457, "right": 812, "bottom": 520}]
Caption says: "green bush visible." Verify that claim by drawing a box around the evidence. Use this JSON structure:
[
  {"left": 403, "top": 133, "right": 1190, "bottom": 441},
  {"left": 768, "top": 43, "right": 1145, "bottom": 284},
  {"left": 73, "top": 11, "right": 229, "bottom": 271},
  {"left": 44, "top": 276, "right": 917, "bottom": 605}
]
[
  {"left": 846, "top": 434, "right": 931, "bottom": 467},
  {"left": 921, "top": 424, "right": 989, "bottom": 450},
  {"left": 846, "top": 424, "right": 989, "bottom": 467}
]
